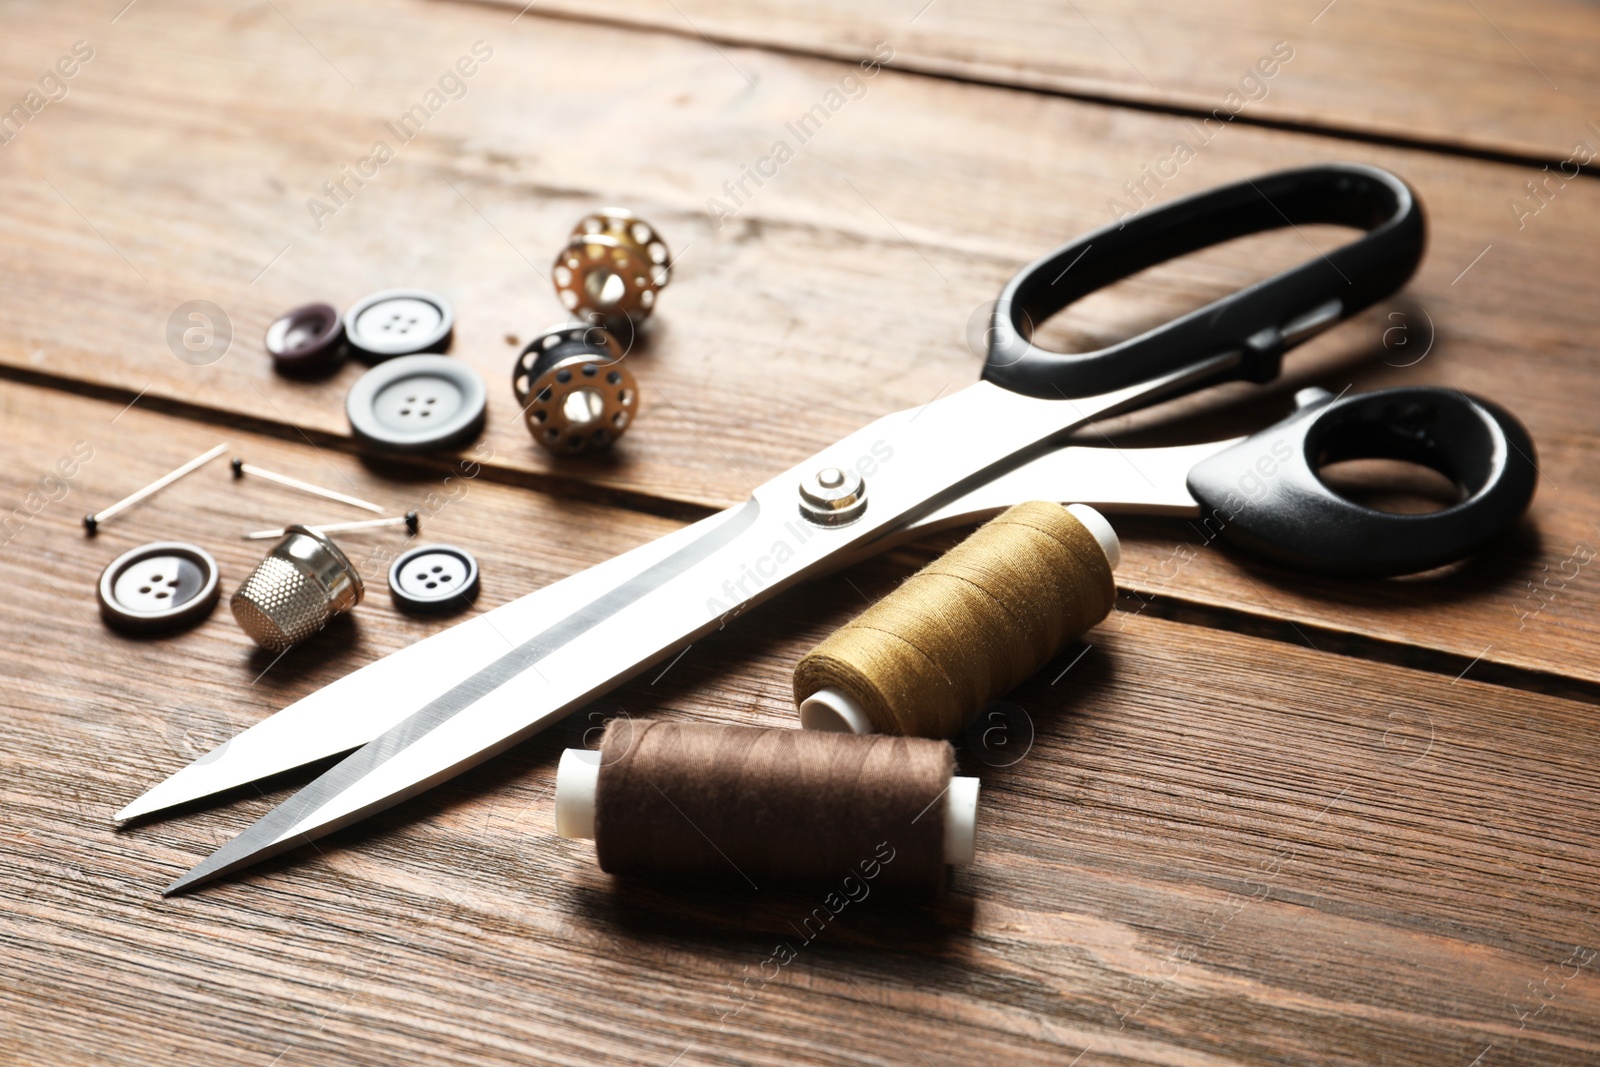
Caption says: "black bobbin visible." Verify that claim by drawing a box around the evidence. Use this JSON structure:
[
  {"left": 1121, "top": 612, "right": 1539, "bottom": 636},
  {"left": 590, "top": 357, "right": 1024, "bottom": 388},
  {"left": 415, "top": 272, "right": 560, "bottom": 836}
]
[{"left": 512, "top": 324, "right": 639, "bottom": 456}]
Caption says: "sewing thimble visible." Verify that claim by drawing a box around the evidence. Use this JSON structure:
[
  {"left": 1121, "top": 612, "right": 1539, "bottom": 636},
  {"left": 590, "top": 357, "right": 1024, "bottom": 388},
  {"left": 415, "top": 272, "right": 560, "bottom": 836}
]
[
  {"left": 230, "top": 526, "right": 363, "bottom": 652},
  {"left": 552, "top": 209, "right": 670, "bottom": 327}
]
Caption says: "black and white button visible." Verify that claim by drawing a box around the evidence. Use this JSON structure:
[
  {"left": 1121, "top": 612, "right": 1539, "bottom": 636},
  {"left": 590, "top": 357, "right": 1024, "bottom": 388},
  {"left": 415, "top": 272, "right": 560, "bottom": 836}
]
[
  {"left": 387, "top": 544, "right": 480, "bottom": 614},
  {"left": 346, "top": 354, "right": 487, "bottom": 452},
  {"left": 97, "top": 541, "right": 221, "bottom": 633},
  {"left": 344, "top": 289, "right": 454, "bottom": 361}
]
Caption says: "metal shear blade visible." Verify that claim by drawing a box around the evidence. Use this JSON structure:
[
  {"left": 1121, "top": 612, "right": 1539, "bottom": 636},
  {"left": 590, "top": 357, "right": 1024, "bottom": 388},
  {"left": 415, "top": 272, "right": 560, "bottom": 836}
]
[
  {"left": 117, "top": 433, "right": 1221, "bottom": 827},
  {"left": 131, "top": 164, "right": 1508, "bottom": 894},
  {"left": 155, "top": 363, "right": 1231, "bottom": 893}
]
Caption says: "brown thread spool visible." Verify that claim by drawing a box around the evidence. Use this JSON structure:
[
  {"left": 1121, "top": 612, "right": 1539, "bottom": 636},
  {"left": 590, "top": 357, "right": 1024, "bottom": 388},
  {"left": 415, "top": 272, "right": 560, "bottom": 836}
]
[
  {"left": 794, "top": 502, "right": 1119, "bottom": 738},
  {"left": 555, "top": 720, "right": 979, "bottom": 891}
]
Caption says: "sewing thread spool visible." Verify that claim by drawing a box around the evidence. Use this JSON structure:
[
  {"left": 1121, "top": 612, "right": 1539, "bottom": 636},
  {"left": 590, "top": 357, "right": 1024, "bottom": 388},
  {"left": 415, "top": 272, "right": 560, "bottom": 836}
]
[
  {"left": 556, "top": 720, "right": 979, "bottom": 891},
  {"left": 794, "top": 501, "right": 1119, "bottom": 738}
]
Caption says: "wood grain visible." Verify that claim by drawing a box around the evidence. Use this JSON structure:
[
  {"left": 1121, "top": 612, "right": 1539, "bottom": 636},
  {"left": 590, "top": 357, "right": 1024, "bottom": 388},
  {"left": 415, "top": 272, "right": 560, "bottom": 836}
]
[
  {"left": 3, "top": 384, "right": 1598, "bottom": 1067},
  {"left": 460, "top": 0, "right": 1600, "bottom": 164},
  {"left": 4, "top": 3, "right": 1600, "bottom": 1064},
  {"left": 0, "top": 0, "right": 1595, "bottom": 687}
]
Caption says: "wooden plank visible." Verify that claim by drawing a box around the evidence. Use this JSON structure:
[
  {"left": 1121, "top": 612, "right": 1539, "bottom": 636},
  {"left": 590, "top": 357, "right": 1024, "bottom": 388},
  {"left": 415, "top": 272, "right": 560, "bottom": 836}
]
[
  {"left": 465, "top": 0, "right": 1600, "bottom": 163},
  {"left": 1, "top": 2, "right": 1596, "bottom": 686},
  {"left": 2, "top": 383, "right": 1597, "bottom": 1066}
]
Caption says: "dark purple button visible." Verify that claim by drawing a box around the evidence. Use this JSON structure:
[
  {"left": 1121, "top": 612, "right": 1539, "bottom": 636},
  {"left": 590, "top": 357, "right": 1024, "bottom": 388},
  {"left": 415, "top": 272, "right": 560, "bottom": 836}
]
[{"left": 265, "top": 302, "right": 345, "bottom": 375}]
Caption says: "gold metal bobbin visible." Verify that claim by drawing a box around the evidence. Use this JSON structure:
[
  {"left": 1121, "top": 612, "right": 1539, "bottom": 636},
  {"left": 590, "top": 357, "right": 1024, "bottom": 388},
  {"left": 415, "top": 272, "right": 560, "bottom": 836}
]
[
  {"left": 552, "top": 209, "right": 671, "bottom": 325},
  {"left": 513, "top": 324, "right": 639, "bottom": 455}
]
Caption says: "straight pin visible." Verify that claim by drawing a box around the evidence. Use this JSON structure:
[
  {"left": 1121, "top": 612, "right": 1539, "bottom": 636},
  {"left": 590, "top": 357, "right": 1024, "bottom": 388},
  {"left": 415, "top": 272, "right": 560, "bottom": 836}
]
[
  {"left": 231, "top": 458, "right": 384, "bottom": 514},
  {"left": 244, "top": 510, "right": 419, "bottom": 541},
  {"left": 84, "top": 442, "right": 228, "bottom": 535}
]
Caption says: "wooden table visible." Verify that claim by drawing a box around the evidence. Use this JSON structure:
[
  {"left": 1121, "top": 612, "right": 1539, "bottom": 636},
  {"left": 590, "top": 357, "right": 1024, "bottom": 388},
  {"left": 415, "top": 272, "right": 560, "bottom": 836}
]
[{"left": 3, "top": 2, "right": 1598, "bottom": 1064}]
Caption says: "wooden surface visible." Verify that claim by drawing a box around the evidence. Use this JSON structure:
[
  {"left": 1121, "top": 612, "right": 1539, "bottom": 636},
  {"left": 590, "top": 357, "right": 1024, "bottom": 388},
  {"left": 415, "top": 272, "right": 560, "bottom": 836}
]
[
  {"left": 469, "top": 0, "right": 1600, "bottom": 163},
  {"left": 1, "top": 1, "right": 1598, "bottom": 1065},
  {"left": 5, "top": 0, "right": 1600, "bottom": 687}
]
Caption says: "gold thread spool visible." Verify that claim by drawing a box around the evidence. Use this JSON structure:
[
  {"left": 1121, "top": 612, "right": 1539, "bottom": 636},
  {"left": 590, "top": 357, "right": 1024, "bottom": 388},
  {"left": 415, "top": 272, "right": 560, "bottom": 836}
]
[{"left": 793, "top": 501, "right": 1118, "bottom": 738}]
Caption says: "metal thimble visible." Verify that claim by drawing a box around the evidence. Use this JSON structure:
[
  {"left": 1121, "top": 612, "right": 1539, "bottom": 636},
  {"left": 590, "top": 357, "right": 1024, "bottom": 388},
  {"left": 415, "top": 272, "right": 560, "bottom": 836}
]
[{"left": 230, "top": 525, "right": 363, "bottom": 652}]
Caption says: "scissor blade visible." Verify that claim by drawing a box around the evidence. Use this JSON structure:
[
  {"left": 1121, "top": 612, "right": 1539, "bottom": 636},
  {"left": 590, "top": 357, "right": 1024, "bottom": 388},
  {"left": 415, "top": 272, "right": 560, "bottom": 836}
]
[
  {"left": 126, "top": 432, "right": 1230, "bottom": 824},
  {"left": 906, "top": 437, "right": 1228, "bottom": 533},
  {"left": 163, "top": 495, "right": 771, "bottom": 893},
  {"left": 166, "top": 359, "right": 1238, "bottom": 892},
  {"left": 119, "top": 511, "right": 716, "bottom": 822}
]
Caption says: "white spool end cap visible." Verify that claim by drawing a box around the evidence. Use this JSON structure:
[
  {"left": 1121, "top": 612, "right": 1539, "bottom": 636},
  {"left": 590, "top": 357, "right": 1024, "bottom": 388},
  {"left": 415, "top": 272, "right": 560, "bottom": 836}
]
[
  {"left": 555, "top": 747, "right": 602, "bottom": 839},
  {"left": 798, "top": 685, "right": 876, "bottom": 734},
  {"left": 945, "top": 776, "right": 980, "bottom": 865},
  {"left": 1066, "top": 503, "right": 1121, "bottom": 571}
]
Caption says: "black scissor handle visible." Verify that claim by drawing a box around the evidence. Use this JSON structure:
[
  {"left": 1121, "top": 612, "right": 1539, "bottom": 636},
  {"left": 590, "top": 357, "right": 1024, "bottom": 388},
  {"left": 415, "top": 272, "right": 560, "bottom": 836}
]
[
  {"left": 986, "top": 163, "right": 1425, "bottom": 399},
  {"left": 1185, "top": 386, "right": 1538, "bottom": 577}
]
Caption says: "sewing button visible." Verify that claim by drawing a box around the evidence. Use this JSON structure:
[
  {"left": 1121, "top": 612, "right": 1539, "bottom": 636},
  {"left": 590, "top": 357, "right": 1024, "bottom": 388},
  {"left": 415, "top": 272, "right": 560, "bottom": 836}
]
[
  {"left": 345, "top": 354, "right": 487, "bottom": 453},
  {"left": 344, "top": 289, "right": 454, "bottom": 361},
  {"left": 264, "top": 302, "right": 344, "bottom": 374},
  {"left": 97, "top": 541, "right": 221, "bottom": 634},
  {"left": 387, "top": 543, "right": 480, "bottom": 615}
]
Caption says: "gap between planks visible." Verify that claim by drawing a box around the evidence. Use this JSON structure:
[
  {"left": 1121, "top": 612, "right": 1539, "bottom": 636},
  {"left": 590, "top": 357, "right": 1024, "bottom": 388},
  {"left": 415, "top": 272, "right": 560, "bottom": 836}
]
[{"left": 10, "top": 361, "right": 1592, "bottom": 712}]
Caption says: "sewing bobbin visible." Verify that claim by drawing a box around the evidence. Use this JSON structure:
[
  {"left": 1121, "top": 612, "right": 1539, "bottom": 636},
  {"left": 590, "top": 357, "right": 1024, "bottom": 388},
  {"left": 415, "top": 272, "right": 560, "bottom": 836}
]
[
  {"left": 552, "top": 209, "right": 671, "bottom": 328},
  {"left": 795, "top": 501, "right": 1120, "bottom": 738},
  {"left": 513, "top": 324, "right": 638, "bottom": 454},
  {"left": 556, "top": 720, "right": 979, "bottom": 891}
]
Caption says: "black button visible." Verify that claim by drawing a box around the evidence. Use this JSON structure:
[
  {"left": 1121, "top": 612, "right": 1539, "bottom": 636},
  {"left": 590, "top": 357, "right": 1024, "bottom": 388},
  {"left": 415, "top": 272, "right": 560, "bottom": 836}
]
[
  {"left": 97, "top": 542, "right": 221, "bottom": 634},
  {"left": 387, "top": 544, "right": 480, "bottom": 615},
  {"left": 346, "top": 354, "right": 487, "bottom": 453},
  {"left": 344, "top": 289, "right": 454, "bottom": 362},
  {"left": 265, "top": 302, "right": 344, "bottom": 375}
]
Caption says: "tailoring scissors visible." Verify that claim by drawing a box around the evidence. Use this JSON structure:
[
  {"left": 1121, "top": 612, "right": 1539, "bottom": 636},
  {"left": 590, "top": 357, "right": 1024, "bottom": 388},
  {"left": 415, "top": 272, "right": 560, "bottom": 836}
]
[{"left": 122, "top": 163, "right": 1537, "bottom": 893}]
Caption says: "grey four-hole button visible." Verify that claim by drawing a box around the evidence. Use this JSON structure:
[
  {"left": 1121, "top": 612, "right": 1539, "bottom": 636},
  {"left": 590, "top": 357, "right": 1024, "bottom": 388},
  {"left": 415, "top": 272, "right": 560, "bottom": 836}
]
[{"left": 346, "top": 354, "right": 487, "bottom": 452}]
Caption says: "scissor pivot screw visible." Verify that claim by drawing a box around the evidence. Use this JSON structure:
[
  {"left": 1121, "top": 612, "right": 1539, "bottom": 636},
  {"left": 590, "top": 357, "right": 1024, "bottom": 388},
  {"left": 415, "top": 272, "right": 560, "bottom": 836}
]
[{"left": 799, "top": 466, "right": 867, "bottom": 526}]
